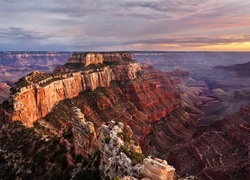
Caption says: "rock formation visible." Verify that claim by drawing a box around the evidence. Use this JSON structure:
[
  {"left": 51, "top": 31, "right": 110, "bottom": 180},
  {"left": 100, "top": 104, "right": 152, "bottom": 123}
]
[
  {"left": 2, "top": 52, "right": 140, "bottom": 126},
  {"left": 0, "top": 52, "right": 203, "bottom": 179},
  {"left": 67, "top": 52, "right": 134, "bottom": 67},
  {"left": 72, "top": 107, "right": 98, "bottom": 156},
  {"left": 34, "top": 53, "right": 200, "bottom": 167},
  {"left": 98, "top": 120, "right": 175, "bottom": 180},
  {"left": 140, "top": 156, "right": 175, "bottom": 180},
  {"left": 98, "top": 120, "right": 142, "bottom": 179}
]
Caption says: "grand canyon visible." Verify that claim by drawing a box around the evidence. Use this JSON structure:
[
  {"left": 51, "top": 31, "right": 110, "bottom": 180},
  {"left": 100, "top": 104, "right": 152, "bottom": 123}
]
[{"left": 0, "top": 51, "right": 249, "bottom": 179}]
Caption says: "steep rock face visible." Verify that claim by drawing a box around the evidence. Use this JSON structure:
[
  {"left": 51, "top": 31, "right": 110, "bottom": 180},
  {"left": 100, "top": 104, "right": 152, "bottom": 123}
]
[
  {"left": 98, "top": 121, "right": 175, "bottom": 180},
  {"left": 120, "top": 65, "right": 180, "bottom": 122},
  {"left": 72, "top": 107, "right": 98, "bottom": 156},
  {"left": 2, "top": 53, "right": 140, "bottom": 126}
]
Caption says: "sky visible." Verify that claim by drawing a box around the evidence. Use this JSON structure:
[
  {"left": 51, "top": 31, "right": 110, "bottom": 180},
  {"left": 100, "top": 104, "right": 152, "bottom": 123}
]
[{"left": 0, "top": 0, "right": 250, "bottom": 51}]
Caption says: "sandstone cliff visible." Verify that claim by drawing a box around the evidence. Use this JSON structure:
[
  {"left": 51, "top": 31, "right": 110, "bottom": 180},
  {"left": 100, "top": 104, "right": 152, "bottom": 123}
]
[{"left": 2, "top": 52, "right": 140, "bottom": 126}]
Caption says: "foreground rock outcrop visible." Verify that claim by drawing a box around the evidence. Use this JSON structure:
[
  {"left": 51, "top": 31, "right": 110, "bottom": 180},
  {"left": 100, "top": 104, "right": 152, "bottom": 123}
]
[
  {"left": 0, "top": 109, "right": 175, "bottom": 179},
  {"left": 98, "top": 120, "right": 175, "bottom": 180}
]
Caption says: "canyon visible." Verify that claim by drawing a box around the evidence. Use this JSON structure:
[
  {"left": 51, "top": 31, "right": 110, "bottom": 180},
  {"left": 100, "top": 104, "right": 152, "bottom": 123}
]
[
  {"left": 0, "top": 51, "right": 250, "bottom": 179},
  {"left": 0, "top": 52, "right": 183, "bottom": 179}
]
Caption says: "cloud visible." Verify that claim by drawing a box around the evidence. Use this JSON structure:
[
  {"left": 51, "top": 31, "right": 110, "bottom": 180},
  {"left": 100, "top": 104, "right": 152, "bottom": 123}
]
[
  {"left": 119, "top": 0, "right": 223, "bottom": 20},
  {"left": 0, "top": 27, "right": 53, "bottom": 40},
  {"left": 0, "top": 0, "right": 250, "bottom": 51},
  {"left": 126, "top": 35, "right": 250, "bottom": 47}
]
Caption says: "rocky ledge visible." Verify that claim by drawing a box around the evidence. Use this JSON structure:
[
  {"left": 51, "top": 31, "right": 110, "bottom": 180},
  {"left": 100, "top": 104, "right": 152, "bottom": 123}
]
[{"left": 98, "top": 120, "right": 175, "bottom": 180}]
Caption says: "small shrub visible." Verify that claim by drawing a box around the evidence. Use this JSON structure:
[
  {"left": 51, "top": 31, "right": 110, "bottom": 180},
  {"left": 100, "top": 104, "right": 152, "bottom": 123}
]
[
  {"left": 117, "top": 132, "right": 132, "bottom": 142},
  {"left": 113, "top": 176, "right": 121, "bottom": 180},
  {"left": 105, "top": 136, "right": 111, "bottom": 144},
  {"left": 120, "top": 145, "right": 145, "bottom": 165}
]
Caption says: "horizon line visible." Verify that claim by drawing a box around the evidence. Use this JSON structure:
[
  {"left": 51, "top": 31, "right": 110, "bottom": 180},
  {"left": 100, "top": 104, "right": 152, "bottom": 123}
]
[{"left": 1, "top": 50, "right": 250, "bottom": 53}]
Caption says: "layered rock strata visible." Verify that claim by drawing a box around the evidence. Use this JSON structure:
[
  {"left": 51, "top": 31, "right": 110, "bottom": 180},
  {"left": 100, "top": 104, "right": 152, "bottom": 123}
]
[{"left": 2, "top": 52, "right": 140, "bottom": 126}]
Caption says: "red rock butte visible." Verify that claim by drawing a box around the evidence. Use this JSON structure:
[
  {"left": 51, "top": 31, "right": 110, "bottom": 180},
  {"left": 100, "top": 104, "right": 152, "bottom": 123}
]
[
  {"left": 67, "top": 52, "right": 134, "bottom": 66},
  {"left": 1, "top": 52, "right": 141, "bottom": 126}
]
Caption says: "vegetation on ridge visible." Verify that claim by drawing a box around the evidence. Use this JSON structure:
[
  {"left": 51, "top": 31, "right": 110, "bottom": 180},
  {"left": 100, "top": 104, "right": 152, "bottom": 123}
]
[
  {"left": 120, "top": 145, "right": 145, "bottom": 165},
  {"left": 0, "top": 120, "right": 101, "bottom": 179}
]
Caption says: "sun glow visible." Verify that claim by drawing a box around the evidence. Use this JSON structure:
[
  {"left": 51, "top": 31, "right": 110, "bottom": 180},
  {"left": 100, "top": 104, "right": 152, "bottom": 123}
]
[{"left": 197, "top": 42, "right": 250, "bottom": 51}]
